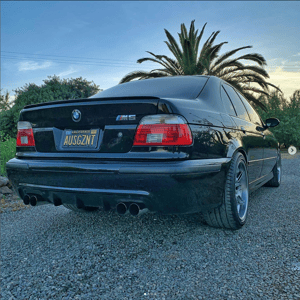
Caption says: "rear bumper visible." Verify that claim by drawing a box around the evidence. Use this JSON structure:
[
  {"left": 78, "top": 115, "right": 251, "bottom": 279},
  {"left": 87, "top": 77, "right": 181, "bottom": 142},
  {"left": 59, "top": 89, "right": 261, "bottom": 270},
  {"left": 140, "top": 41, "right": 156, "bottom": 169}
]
[{"left": 6, "top": 157, "right": 231, "bottom": 214}]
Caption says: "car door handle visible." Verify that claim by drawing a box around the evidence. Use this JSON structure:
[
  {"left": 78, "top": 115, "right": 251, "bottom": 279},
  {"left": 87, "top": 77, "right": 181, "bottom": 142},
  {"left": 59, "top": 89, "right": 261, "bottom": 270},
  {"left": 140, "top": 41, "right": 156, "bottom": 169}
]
[{"left": 241, "top": 127, "right": 247, "bottom": 134}]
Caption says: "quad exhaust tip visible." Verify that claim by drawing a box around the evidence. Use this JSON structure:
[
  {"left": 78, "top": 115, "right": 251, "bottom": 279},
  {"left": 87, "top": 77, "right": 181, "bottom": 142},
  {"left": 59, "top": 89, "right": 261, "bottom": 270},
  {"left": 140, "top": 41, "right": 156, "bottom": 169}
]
[
  {"left": 116, "top": 202, "right": 149, "bottom": 217},
  {"left": 30, "top": 195, "right": 38, "bottom": 206},
  {"left": 23, "top": 194, "right": 30, "bottom": 205},
  {"left": 23, "top": 194, "right": 49, "bottom": 206},
  {"left": 129, "top": 203, "right": 140, "bottom": 216},
  {"left": 129, "top": 203, "right": 149, "bottom": 216},
  {"left": 116, "top": 202, "right": 129, "bottom": 215}
]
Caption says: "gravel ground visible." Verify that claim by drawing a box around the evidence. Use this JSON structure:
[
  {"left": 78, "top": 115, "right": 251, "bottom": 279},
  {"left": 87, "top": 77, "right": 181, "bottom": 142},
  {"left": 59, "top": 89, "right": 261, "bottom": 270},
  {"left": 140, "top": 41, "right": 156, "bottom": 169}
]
[{"left": 1, "top": 155, "right": 300, "bottom": 300}]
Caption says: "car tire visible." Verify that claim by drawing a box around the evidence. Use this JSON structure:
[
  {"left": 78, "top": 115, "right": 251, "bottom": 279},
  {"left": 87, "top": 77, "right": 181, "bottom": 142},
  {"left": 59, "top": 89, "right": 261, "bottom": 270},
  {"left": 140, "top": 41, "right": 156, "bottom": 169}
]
[
  {"left": 63, "top": 204, "right": 99, "bottom": 212},
  {"left": 264, "top": 153, "right": 281, "bottom": 187},
  {"left": 203, "top": 152, "right": 249, "bottom": 230}
]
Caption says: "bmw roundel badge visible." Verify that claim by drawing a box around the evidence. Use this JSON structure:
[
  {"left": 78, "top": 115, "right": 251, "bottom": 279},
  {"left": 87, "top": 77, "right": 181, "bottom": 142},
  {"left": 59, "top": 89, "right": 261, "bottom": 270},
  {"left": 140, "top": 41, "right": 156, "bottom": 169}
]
[{"left": 72, "top": 109, "right": 81, "bottom": 122}]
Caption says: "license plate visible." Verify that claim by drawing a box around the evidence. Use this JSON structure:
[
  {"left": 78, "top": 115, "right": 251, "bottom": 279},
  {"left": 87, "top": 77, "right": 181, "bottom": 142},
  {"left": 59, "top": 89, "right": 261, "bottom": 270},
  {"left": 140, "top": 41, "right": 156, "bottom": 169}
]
[{"left": 62, "top": 129, "right": 100, "bottom": 149}]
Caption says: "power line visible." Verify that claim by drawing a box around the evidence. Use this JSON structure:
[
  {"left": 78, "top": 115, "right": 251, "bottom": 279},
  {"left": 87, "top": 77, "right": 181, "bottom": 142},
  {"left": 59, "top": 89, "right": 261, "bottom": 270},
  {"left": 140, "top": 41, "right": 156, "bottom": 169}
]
[
  {"left": 2, "top": 56, "right": 299, "bottom": 70},
  {"left": 2, "top": 51, "right": 300, "bottom": 68},
  {"left": 1, "top": 50, "right": 142, "bottom": 64},
  {"left": 1, "top": 55, "right": 157, "bottom": 69},
  {"left": 0, "top": 55, "right": 147, "bottom": 66},
  {"left": 1, "top": 51, "right": 299, "bottom": 70}
]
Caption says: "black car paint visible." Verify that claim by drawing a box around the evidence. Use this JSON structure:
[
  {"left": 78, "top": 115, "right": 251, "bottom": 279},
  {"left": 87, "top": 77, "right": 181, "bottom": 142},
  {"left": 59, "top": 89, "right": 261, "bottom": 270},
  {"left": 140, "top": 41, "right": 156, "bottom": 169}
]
[
  {"left": 6, "top": 76, "right": 279, "bottom": 214},
  {"left": 7, "top": 157, "right": 229, "bottom": 214}
]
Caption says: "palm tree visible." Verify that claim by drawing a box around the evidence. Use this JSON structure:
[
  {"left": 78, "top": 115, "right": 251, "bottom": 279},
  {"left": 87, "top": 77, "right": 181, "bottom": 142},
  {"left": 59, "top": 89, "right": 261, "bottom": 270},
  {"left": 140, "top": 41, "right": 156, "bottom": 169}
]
[{"left": 120, "top": 20, "right": 280, "bottom": 110}]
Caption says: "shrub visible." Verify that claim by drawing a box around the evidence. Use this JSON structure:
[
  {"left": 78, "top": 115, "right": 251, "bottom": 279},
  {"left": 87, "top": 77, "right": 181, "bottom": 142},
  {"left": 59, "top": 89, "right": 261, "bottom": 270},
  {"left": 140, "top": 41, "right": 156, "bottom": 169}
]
[
  {"left": 257, "top": 90, "right": 300, "bottom": 147},
  {"left": 0, "top": 132, "right": 16, "bottom": 176}
]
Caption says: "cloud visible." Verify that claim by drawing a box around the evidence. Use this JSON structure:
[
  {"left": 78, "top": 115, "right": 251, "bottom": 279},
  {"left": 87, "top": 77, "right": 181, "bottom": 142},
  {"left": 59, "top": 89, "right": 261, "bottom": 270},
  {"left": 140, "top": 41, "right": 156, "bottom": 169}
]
[
  {"left": 18, "top": 61, "right": 53, "bottom": 71},
  {"left": 280, "top": 59, "right": 288, "bottom": 66},
  {"left": 268, "top": 67, "right": 300, "bottom": 98},
  {"left": 57, "top": 67, "right": 78, "bottom": 77},
  {"left": 293, "top": 53, "right": 300, "bottom": 56}
]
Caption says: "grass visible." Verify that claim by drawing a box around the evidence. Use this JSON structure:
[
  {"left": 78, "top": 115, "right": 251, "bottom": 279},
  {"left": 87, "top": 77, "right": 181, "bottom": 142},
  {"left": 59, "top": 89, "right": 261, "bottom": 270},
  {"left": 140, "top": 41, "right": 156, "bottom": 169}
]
[{"left": 0, "top": 133, "right": 16, "bottom": 176}]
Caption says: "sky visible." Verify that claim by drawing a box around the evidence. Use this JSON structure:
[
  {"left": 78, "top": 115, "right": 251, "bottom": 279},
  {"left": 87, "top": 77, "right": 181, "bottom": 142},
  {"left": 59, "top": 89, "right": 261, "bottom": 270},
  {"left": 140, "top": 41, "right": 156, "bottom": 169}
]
[{"left": 1, "top": 1, "right": 300, "bottom": 102}]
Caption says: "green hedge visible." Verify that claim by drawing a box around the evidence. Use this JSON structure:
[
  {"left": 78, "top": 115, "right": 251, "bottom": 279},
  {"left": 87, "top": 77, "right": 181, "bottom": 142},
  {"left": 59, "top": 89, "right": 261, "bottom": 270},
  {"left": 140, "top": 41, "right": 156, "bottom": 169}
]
[
  {"left": 257, "top": 90, "right": 300, "bottom": 147},
  {"left": 0, "top": 132, "right": 16, "bottom": 176}
]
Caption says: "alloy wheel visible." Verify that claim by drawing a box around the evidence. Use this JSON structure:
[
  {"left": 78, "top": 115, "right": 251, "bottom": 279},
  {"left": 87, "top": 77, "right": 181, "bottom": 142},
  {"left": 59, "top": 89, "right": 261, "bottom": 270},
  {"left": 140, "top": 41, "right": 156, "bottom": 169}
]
[{"left": 235, "top": 161, "right": 249, "bottom": 222}]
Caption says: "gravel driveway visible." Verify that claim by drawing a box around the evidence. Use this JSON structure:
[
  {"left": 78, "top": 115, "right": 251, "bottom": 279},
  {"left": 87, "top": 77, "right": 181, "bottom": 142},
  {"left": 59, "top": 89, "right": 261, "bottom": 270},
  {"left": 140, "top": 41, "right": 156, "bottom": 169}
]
[{"left": 1, "top": 155, "right": 300, "bottom": 300}]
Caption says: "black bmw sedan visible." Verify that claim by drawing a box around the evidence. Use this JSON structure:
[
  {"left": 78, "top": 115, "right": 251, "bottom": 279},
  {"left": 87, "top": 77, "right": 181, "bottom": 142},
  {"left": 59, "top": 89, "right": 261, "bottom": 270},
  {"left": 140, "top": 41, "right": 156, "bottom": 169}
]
[{"left": 6, "top": 75, "right": 281, "bottom": 229}]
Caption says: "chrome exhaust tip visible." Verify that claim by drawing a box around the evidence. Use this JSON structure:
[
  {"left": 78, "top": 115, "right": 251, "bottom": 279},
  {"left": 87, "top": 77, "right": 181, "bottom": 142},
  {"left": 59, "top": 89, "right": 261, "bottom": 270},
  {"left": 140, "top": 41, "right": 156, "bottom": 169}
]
[
  {"left": 129, "top": 203, "right": 149, "bottom": 217},
  {"left": 23, "top": 194, "right": 30, "bottom": 205},
  {"left": 116, "top": 202, "right": 129, "bottom": 215},
  {"left": 29, "top": 195, "right": 38, "bottom": 206},
  {"left": 27, "top": 194, "right": 49, "bottom": 206}
]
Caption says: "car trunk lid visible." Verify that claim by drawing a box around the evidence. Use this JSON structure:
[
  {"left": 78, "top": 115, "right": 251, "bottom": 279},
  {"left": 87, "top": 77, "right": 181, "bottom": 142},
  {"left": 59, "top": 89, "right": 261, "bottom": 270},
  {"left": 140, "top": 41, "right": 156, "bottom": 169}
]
[{"left": 20, "top": 97, "right": 160, "bottom": 153}]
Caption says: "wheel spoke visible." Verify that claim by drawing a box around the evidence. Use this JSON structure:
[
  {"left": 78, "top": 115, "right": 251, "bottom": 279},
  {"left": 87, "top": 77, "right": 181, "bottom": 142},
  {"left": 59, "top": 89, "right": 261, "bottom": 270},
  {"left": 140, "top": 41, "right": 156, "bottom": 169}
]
[
  {"left": 234, "top": 161, "right": 249, "bottom": 221},
  {"left": 236, "top": 195, "right": 244, "bottom": 205},
  {"left": 236, "top": 171, "right": 243, "bottom": 183}
]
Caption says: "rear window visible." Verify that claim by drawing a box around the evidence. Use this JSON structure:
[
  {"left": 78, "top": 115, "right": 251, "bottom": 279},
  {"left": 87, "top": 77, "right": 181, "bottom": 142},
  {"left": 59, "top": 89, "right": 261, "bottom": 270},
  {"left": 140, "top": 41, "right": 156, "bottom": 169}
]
[{"left": 91, "top": 76, "right": 208, "bottom": 100}]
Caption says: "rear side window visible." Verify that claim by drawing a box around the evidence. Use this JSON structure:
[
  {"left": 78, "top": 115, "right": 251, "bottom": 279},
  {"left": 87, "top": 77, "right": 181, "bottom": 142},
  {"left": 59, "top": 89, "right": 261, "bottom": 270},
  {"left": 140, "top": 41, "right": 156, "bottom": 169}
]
[
  {"left": 223, "top": 85, "right": 250, "bottom": 121},
  {"left": 221, "top": 87, "right": 236, "bottom": 116},
  {"left": 236, "top": 91, "right": 263, "bottom": 125}
]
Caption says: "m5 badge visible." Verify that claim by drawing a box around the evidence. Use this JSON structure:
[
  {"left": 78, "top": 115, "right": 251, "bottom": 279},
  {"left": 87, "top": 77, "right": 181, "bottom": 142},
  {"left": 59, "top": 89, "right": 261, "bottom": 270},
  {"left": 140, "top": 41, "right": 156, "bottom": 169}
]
[{"left": 116, "top": 115, "right": 136, "bottom": 121}]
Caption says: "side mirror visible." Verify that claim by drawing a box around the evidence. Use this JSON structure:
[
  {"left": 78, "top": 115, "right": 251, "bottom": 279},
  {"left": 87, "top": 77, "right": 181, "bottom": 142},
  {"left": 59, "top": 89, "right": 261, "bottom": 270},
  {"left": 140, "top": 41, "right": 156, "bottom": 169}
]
[{"left": 264, "top": 118, "right": 280, "bottom": 129}]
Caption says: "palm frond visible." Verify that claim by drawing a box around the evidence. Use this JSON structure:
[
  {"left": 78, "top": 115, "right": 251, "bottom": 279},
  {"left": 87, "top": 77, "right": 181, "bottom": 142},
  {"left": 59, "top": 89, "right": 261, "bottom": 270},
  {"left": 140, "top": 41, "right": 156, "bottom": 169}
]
[
  {"left": 235, "top": 53, "right": 267, "bottom": 66},
  {"left": 223, "top": 65, "right": 269, "bottom": 79},
  {"left": 207, "top": 42, "right": 228, "bottom": 65},
  {"left": 198, "top": 31, "right": 215, "bottom": 61},
  {"left": 195, "top": 22, "right": 207, "bottom": 58},
  {"left": 158, "top": 55, "right": 183, "bottom": 74},
  {"left": 227, "top": 73, "right": 269, "bottom": 90},
  {"left": 137, "top": 52, "right": 180, "bottom": 75},
  {"left": 164, "top": 29, "right": 183, "bottom": 63},
  {"left": 119, "top": 71, "right": 168, "bottom": 84},
  {"left": 119, "top": 71, "right": 150, "bottom": 83},
  {"left": 211, "top": 46, "right": 252, "bottom": 70},
  {"left": 140, "top": 71, "right": 170, "bottom": 79},
  {"left": 212, "top": 61, "right": 244, "bottom": 76},
  {"left": 188, "top": 20, "right": 197, "bottom": 49}
]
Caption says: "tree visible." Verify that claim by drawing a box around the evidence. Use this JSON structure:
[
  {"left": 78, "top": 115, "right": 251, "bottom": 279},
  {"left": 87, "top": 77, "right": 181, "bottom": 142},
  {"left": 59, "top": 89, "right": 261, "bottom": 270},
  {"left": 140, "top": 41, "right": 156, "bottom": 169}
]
[
  {"left": 0, "top": 90, "right": 12, "bottom": 112},
  {"left": 289, "top": 90, "right": 300, "bottom": 110},
  {"left": 120, "top": 20, "right": 280, "bottom": 110},
  {"left": 0, "top": 76, "right": 100, "bottom": 139},
  {"left": 257, "top": 90, "right": 300, "bottom": 147}
]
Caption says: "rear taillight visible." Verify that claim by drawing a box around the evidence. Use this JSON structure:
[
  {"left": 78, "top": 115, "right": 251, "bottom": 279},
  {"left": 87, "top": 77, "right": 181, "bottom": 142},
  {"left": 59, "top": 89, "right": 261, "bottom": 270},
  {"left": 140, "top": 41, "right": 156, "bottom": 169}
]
[
  {"left": 133, "top": 115, "right": 193, "bottom": 146},
  {"left": 16, "top": 121, "right": 35, "bottom": 147}
]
